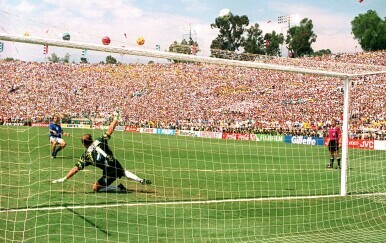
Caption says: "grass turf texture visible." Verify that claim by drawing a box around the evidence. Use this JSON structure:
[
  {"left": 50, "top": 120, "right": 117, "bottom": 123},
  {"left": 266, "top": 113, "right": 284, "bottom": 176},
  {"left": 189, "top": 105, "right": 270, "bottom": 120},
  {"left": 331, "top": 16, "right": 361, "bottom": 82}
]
[{"left": 1, "top": 126, "right": 386, "bottom": 242}]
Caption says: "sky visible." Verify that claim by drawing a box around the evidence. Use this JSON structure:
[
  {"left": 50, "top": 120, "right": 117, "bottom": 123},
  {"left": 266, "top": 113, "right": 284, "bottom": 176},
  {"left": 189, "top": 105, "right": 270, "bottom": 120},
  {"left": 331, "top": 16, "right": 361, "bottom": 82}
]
[{"left": 0, "top": 0, "right": 385, "bottom": 63}]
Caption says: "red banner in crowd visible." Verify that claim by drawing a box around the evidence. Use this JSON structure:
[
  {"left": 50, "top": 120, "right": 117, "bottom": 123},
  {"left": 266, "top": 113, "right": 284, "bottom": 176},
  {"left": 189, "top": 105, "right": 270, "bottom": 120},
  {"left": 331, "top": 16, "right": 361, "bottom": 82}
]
[
  {"left": 222, "top": 133, "right": 250, "bottom": 141},
  {"left": 348, "top": 139, "right": 374, "bottom": 150},
  {"left": 125, "top": 126, "right": 139, "bottom": 132},
  {"left": 324, "top": 138, "right": 374, "bottom": 150}
]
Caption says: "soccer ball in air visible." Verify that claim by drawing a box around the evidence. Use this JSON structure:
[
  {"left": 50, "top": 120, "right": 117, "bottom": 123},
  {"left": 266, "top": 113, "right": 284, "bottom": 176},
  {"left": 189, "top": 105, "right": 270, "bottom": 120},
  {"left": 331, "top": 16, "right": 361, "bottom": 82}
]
[
  {"left": 137, "top": 37, "right": 145, "bottom": 46},
  {"left": 219, "top": 9, "right": 231, "bottom": 21},
  {"left": 102, "top": 36, "right": 111, "bottom": 45},
  {"left": 62, "top": 33, "right": 70, "bottom": 41}
]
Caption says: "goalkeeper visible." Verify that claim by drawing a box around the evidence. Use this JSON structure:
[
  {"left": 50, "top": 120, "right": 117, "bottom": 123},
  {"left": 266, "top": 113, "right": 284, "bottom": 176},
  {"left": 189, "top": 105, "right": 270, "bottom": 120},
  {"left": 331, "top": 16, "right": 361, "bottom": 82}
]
[{"left": 52, "top": 111, "right": 151, "bottom": 192}]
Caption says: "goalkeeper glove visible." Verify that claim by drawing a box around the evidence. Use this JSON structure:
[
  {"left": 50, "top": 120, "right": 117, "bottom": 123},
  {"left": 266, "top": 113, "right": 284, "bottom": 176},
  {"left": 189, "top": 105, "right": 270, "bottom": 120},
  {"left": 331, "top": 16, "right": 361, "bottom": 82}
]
[
  {"left": 113, "top": 110, "right": 120, "bottom": 121},
  {"left": 52, "top": 177, "right": 67, "bottom": 183}
]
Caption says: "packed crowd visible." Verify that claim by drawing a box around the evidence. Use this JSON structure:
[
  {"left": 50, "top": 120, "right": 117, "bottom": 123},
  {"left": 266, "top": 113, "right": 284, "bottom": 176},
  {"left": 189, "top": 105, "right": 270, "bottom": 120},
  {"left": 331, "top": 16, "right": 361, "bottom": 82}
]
[{"left": 1, "top": 50, "right": 386, "bottom": 139}]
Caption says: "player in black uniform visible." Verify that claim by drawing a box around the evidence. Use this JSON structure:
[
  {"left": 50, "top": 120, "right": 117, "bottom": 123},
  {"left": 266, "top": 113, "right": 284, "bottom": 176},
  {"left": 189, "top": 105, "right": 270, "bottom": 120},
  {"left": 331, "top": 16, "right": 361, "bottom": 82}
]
[{"left": 52, "top": 111, "right": 151, "bottom": 192}]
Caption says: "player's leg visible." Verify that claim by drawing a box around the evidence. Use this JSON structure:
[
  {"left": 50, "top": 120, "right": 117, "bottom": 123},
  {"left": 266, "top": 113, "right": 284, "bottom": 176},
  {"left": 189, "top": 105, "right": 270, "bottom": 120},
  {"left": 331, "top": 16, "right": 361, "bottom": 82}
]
[
  {"left": 327, "top": 142, "right": 334, "bottom": 168},
  {"left": 328, "top": 153, "right": 334, "bottom": 168},
  {"left": 115, "top": 160, "right": 151, "bottom": 185},
  {"left": 92, "top": 181, "right": 104, "bottom": 192},
  {"left": 50, "top": 137, "right": 58, "bottom": 158},
  {"left": 335, "top": 150, "right": 341, "bottom": 169},
  {"left": 94, "top": 177, "right": 127, "bottom": 192},
  {"left": 53, "top": 138, "right": 67, "bottom": 156},
  {"left": 122, "top": 169, "right": 151, "bottom": 185}
]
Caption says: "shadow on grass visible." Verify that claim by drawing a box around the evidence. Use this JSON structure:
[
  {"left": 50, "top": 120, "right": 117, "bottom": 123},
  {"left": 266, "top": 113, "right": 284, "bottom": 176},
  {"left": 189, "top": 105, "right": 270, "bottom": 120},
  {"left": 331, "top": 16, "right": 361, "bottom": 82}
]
[
  {"left": 66, "top": 207, "right": 110, "bottom": 236},
  {"left": 59, "top": 188, "right": 156, "bottom": 194}
]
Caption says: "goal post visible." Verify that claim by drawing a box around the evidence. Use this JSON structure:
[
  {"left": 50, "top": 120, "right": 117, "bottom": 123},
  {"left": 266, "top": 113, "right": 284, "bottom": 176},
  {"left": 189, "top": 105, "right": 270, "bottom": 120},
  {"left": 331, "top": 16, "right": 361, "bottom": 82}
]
[{"left": 341, "top": 76, "right": 350, "bottom": 196}]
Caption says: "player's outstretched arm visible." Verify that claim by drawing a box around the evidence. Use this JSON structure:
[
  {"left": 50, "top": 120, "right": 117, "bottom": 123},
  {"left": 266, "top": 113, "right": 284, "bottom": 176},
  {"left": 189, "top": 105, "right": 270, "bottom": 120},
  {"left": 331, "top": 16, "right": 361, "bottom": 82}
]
[
  {"left": 52, "top": 166, "right": 79, "bottom": 183},
  {"left": 106, "top": 110, "right": 119, "bottom": 136}
]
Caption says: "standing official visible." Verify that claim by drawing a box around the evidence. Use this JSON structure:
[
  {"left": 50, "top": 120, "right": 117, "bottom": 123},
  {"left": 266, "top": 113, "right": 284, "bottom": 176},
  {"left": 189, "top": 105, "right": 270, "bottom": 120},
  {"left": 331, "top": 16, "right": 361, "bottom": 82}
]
[{"left": 326, "top": 119, "right": 342, "bottom": 169}]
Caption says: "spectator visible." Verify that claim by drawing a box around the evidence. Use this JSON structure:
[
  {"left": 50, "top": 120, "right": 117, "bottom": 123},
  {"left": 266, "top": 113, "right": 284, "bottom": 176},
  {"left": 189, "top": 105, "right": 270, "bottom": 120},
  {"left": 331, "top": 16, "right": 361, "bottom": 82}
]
[{"left": 0, "top": 50, "right": 385, "bottom": 138}]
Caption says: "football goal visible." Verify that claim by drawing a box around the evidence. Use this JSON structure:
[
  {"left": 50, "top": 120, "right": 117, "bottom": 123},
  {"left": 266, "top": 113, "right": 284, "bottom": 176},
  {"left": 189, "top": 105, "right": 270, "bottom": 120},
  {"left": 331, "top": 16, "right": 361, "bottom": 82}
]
[{"left": 1, "top": 10, "right": 386, "bottom": 242}]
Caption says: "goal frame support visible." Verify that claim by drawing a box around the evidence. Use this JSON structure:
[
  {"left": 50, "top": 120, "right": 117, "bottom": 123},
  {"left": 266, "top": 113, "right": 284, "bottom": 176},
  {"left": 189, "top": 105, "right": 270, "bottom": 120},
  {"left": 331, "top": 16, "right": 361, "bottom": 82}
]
[{"left": 340, "top": 77, "right": 350, "bottom": 196}]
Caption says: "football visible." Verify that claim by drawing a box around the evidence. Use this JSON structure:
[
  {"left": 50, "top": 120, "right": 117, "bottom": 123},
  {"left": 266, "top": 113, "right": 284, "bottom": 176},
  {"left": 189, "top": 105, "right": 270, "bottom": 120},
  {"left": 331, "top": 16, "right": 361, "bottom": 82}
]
[
  {"left": 62, "top": 33, "right": 70, "bottom": 41},
  {"left": 102, "top": 36, "right": 111, "bottom": 45},
  {"left": 137, "top": 37, "right": 145, "bottom": 46}
]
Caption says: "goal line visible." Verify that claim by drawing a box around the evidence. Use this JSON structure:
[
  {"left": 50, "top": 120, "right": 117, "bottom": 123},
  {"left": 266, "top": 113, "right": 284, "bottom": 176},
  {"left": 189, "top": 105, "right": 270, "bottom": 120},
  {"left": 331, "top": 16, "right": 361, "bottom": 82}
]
[{"left": 4, "top": 192, "right": 386, "bottom": 214}]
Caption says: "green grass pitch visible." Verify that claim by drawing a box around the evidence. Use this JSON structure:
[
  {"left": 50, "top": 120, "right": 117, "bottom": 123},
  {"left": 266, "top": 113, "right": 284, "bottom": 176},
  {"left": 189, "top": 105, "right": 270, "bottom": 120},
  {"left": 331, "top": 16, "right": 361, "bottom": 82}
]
[{"left": 1, "top": 126, "right": 386, "bottom": 242}]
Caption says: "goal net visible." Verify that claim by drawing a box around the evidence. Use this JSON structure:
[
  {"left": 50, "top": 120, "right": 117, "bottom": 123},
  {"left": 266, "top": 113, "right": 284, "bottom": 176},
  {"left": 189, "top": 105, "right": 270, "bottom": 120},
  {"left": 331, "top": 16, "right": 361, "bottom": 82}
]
[{"left": 1, "top": 10, "right": 386, "bottom": 242}]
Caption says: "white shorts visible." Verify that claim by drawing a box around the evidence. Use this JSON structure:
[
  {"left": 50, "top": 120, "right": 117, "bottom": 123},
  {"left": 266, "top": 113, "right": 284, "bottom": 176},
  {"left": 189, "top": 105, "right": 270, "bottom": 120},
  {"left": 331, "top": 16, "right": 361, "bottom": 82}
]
[{"left": 50, "top": 136, "right": 65, "bottom": 144}]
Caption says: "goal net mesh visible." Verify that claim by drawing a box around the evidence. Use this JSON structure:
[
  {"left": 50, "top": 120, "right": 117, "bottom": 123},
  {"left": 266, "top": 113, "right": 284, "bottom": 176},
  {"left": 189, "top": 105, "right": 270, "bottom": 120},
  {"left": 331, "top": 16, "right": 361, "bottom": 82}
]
[{"left": 1, "top": 10, "right": 386, "bottom": 242}]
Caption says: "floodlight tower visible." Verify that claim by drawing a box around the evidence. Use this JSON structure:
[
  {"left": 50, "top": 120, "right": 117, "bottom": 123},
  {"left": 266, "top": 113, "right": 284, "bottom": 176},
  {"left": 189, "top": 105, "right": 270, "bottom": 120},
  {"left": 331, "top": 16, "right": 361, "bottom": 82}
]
[
  {"left": 180, "top": 23, "right": 197, "bottom": 44},
  {"left": 277, "top": 15, "right": 299, "bottom": 57},
  {"left": 180, "top": 23, "right": 198, "bottom": 55},
  {"left": 278, "top": 15, "right": 293, "bottom": 29}
]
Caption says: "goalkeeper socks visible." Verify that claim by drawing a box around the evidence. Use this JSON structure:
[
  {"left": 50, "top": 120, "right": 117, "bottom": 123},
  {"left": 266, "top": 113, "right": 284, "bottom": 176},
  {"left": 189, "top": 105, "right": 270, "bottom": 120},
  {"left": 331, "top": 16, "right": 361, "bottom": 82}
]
[
  {"left": 329, "top": 158, "right": 334, "bottom": 167},
  {"left": 124, "top": 170, "right": 142, "bottom": 182},
  {"left": 337, "top": 157, "right": 341, "bottom": 167},
  {"left": 98, "top": 185, "right": 118, "bottom": 192}
]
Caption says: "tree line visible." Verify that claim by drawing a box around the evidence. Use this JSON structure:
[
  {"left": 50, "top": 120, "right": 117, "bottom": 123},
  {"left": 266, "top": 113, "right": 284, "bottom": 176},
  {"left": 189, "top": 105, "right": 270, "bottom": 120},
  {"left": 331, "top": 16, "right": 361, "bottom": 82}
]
[
  {"left": 44, "top": 9, "right": 385, "bottom": 63},
  {"left": 171, "top": 9, "right": 386, "bottom": 59}
]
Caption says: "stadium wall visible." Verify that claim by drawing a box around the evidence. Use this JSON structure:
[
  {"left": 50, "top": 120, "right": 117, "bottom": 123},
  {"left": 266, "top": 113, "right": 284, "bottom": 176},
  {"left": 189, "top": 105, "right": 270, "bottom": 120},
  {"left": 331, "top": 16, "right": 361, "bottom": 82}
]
[{"left": 4, "top": 123, "right": 385, "bottom": 151}]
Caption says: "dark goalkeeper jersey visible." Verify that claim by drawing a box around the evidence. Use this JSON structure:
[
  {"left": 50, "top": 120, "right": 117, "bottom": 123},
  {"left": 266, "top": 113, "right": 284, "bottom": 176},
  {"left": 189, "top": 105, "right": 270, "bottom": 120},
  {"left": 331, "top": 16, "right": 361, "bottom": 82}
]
[{"left": 76, "top": 133, "right": 124, "bottom": 176}]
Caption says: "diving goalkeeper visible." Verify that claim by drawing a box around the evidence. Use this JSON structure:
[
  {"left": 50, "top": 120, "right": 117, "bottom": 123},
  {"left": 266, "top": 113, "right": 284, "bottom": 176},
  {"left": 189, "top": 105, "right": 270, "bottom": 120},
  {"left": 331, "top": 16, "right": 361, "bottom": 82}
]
[{"left": 52, "top": 110, "right": 151, "bottom": 192}]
